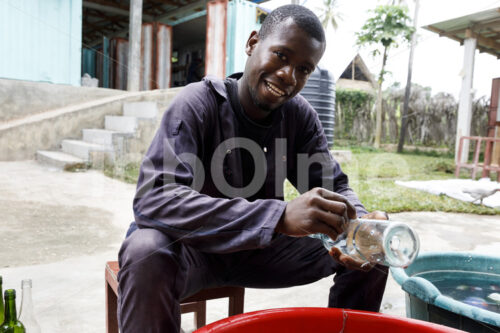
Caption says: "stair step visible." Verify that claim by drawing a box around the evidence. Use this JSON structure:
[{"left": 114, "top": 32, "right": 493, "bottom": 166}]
[
  {"left": 82, "top": 129, "right": 130, "bottom": 146},
  {"left": 36, "top": 150, "right": 87, "bottom": 170},
  {"left": 105, "top": 116, "right": 137, "bottom": 133},
  {"left": 61, "top": 139, "right": 113, "bottom": 160},
  {"left": 123, "top": 102, "right": 158, "bottom": 118}
]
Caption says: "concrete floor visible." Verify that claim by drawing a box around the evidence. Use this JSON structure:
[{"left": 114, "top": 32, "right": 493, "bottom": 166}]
[{"left": 0, "top": 161, "right": 499, "bottom": 332}]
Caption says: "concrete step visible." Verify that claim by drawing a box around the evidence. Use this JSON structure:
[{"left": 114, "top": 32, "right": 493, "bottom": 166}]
[
  {"left": 123, "top": 101, "right": 158, "bottom": 118},
  {"left": 61, "top": 139, "right": 113, "bottom": 160},
  {"left": 105, "top": 116, "right": 137, "bottom": 133},
  {"left": 36, "top": 150, "right": 87, "bottom": 170},
  {"left": 82, "top": 128, "right": 130, "bottom": 146}
]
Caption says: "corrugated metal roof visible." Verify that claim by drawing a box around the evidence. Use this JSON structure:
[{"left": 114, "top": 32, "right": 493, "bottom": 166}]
[
  {"left": 423, "top": 7, "right": 500, "bottom": 58},
  {"left": 82, "top": 0, "right": 270, "bottom": 46}
]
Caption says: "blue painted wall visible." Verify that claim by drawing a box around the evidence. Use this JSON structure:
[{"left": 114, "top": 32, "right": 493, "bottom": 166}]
[
  {"left": 0, "top": 0, "right": 82, "bottom": 86},
  {"left": 226, "top": 0, "right": 263, "bottom": 76}
]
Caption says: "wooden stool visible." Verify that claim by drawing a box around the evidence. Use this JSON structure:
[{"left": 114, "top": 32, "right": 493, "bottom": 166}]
[{"left": 105, "top": 261, "right": 245, "bottom": 332}]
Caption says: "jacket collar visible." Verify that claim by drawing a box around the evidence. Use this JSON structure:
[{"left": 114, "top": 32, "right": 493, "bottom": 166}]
[{"left": 203, "top": 72, "right": 284, "bottom": 124}]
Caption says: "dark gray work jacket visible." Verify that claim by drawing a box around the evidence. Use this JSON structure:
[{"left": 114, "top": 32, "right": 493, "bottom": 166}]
[{"left": 133, "top": 74, "right": 366, "bottom": 254}]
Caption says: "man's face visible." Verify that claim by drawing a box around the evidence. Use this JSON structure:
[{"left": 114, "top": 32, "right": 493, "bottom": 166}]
[{"left": 241, "top": 18, "right": 325, "bottom": 115}]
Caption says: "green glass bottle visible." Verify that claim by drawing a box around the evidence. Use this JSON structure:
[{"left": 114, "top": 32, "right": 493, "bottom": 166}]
[
  {"left": 0, "top": 276, "right": 4, "bottom": 324},
  {"left": 0, "top": 289, "right": 25, "bottom": 333}
]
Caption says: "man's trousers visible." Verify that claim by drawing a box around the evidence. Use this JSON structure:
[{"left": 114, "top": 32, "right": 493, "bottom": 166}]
[{"left": 117, "top": 226, "right": 388, "bottom": 332}]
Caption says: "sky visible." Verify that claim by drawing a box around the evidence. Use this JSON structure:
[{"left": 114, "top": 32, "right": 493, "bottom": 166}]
[{"left": 263, "top": 0, "right": 500, "bottom": 99}]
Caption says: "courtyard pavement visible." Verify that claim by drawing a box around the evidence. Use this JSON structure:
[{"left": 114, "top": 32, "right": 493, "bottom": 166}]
[{"left": 0, "top": 160, "right": 499, "bottom": 332}]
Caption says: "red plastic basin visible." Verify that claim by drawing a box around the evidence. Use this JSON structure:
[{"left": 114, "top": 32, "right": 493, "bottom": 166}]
[{"left": 194, "top": 307, "right": 466, "bottom": 333}]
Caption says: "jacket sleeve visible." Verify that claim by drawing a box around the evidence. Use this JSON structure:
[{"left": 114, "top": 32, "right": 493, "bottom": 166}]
[
  {"left": 133, "top": 83, "right": 286, "bottom": 253},
  {"left": 288, "top": 96, "right": 368, "bottom": 217}
]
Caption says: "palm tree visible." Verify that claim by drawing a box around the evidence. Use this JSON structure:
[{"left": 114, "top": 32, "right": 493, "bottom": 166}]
[{"left": 317, "top": 0, "right": 342, "bottom": 30}]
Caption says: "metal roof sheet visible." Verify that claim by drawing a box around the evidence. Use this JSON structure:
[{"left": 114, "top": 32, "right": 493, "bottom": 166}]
[{"left": 423, "top": 7, "right": 500, "bottom": 58}]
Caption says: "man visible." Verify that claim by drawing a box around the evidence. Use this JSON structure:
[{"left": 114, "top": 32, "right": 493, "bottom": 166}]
[{"left": 118, "top": 5, "right": 388, "bottom": 332}]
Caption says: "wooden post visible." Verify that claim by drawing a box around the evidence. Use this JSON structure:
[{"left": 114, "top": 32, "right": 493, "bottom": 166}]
[
  {"left": 205, "top": 0, "right": 227, "bottom": 79},
  {"left": 455, "top": 29, "right": 476, "bottom": 163},
  {"left": 489, "top": 78, "right": 500, "bottom": 167},
  {"left": 127, "top": 0, "right": 143, "bottom": 91}
]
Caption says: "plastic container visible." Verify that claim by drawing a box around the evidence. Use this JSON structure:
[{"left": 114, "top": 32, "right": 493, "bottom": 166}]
[
  {"left": 391, "top": 252, "right": 500, "bottom": 332},
  {"left": 301, "top": 67, "right": 335, "bottom": 146},
  {"left": 194, "top": 307, "right": 464, "bottom": 332}
]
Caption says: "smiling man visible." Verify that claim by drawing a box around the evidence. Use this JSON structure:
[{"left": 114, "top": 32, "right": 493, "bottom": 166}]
[{"left": 117, "top": 5, "right": 388, "bottom": 332}]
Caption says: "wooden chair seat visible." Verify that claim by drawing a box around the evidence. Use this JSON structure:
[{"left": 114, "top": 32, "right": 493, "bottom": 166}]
[{"left": 105, "top": 261, "right": 245, "bottom": 332}]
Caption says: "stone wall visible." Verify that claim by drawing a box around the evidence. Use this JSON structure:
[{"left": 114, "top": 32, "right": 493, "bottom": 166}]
[
  {"left": 0, "top": 78, "right": 125, "bottom": 123},
  {"left": 0, "top": 87, "right": 181, "bottom": 161}
]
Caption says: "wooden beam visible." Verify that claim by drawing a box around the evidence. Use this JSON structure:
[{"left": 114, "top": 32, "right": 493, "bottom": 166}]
[
  {"left": 476, "top": 33, "right": 500, "bottom": 52},
  {"left": 86, "top": 9, "right": 128, "bottom": 24},
  {"left": 465, "top": 28, "right": 474, "bottom": 38},
  {"left": 127, "top": 0, "right": 143, "bottom": 91},
  {"left": 87, "top": 0, "right": 206, "bottom": 46},
  {"left": 155, "top": 0, "right": 206, "bottom": 22},
  {"left": 443, "top": 26, "right": 469, "bottom": 37},
  {"left": 86, "top": 0, "right": 129, "bottom": 10},
  {"left": 464, "top": 28, "right": 500, "bottom": 54},
  {"left": 486, "top": 31, "right": 500, "bottom": 39},
  {"left": 478, "top": 46, "right": 500, "bottom": 58},
  {"left": 84, "top": 22, "right": 123, "bottom": 35},
  {"left": 149, "top": 0, "right": 179, "bottom": 5},
  {"left": 84, "top": 20, "right": 111, "bottom": 32},
  {"left": 471, "top": 17, "right": 500, "bottom": 31},
  {"left": 88, "top": 29, "right": 128, "bottom": 48},
  {"left": 438, "top": 19, "right": 500, "bottom": 41},
  {"left": 85, "top": 15, "right": 126, "bottom": 28},
  {"left": 83, "top": 0, "right": 154, "bottom": 21},
  {"left": 427, "top": 25, "right": 469, "bottom": 45}
]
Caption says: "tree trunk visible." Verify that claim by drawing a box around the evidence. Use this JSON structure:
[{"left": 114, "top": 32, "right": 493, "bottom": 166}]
[
  {"left": 374, "top": 46, "right": 388, "bottom": 148},
  {"left": 337, "top": 103, "right": 343, "bottom": 137},
  {"left": 398, "top": 0, "right": 419, "bottom": 153}
]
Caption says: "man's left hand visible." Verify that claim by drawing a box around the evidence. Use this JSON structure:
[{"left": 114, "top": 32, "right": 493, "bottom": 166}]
[{"left": 329, "top": 210, "right": 389, "bottom": 271}]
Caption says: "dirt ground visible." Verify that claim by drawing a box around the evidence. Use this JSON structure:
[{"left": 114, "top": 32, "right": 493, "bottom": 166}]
[{"left": 0, "top": 160, "right": 498, "bottom": 332}]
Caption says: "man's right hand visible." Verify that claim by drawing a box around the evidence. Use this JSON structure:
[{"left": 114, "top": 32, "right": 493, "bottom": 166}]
[{"left": 275, "top": 187, "right": 357, "bottom": 242}]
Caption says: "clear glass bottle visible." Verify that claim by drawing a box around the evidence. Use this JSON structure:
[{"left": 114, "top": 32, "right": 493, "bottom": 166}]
[
  {"left": 310, "top": 218, "right": 420, "bottom": 267},
  {"left": 0, "top": 276, "right": 4, "bottom": 324},
  {"left": 0, "top": 289, "right": 25, "bottom": 333},
  {"left": 18, "top": 280, "right": 41, "bottom": 333}
]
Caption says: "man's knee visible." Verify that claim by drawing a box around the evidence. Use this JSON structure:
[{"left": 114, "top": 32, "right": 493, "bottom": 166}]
[{"left": 118, "top": 228, "right": 180, "bottom": 274}]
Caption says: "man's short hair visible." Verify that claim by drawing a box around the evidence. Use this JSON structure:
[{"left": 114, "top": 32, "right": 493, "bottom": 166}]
[{"left": 258, "top": 5, "right": 325, "bottom": 43}]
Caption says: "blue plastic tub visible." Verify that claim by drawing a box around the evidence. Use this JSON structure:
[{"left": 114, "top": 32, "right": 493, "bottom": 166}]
[{"left": 391, "top": 252, "right": 500, "bottom": 332}]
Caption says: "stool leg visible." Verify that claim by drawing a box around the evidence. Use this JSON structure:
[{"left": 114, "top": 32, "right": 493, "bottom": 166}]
[
  {"left": 228, "top": 289, "right": 245, "bottom": 316},
  {"left": 194, "top": 301, "right": 206, "bottom": 329},
  {"left": 106, "top": 282, "right": 119, "bottom": 333}
]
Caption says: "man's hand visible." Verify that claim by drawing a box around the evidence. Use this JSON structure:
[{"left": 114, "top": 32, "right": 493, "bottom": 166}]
[
  {"left": 361, "top": 210, "right": 389, "bottom": 221},
  {"left": 275, "top": 188, "right": 357, "bottom": 242},
  {"left": 330, "top": 210, "right": 389, "bottom": 271},
  {"left": 329, "top": 247, "right": 373, "bottom": 271}
]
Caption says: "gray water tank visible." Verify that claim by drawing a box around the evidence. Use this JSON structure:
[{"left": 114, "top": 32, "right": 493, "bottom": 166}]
[{"left": 301, "top": 67, "right": 335, "bottom": 146}]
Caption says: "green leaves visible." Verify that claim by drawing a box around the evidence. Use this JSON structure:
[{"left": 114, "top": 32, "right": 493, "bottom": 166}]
[
  {"left": 335, "top": 89, "right": 374, "bottom": 140},
  {"left": 356, "top": 5, "right": 414, "bottom": 50},
  {"left": 336, "top": 89, "right": 373, "bottom": 109}
]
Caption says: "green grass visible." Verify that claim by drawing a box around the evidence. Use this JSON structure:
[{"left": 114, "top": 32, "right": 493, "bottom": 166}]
[
  {"left": 103, "top": 162, "right": 140, "bottom": 184},
  {"left": 104, "top": 151, "right": 500, "bottom": 215},
  {"left": 285, "top": 151, "right": 500, "bottom": 215}
]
